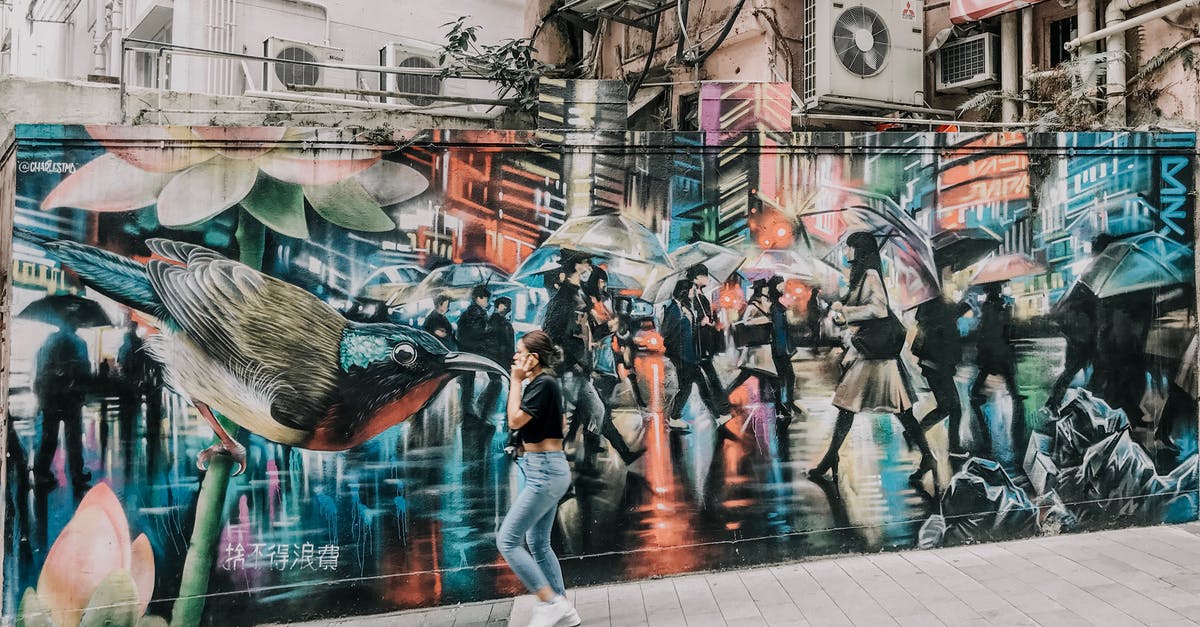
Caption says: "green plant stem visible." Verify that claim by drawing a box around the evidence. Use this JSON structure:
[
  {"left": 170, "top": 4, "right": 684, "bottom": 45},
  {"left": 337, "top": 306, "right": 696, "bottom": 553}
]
[
  {"left": 171, "top": 210, "right": 264, "bottom": 627},
  {"left": 235, "top": 208, "right": 266, "bottom": 269}
]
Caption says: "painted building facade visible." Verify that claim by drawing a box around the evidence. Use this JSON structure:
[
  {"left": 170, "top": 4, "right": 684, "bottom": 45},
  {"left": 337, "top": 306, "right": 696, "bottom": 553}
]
[{"left": 0, "top": 118, "right": 1196, "bottom": 625}]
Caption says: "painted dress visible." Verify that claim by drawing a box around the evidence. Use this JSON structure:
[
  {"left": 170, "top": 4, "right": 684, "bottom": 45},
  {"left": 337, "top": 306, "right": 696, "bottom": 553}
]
[{"left": 832, "top": 269, "right": 915, "bottom": 414}]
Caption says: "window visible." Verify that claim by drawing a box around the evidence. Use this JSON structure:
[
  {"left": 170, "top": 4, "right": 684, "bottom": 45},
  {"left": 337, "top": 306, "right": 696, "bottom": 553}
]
[
  {"left": 1049, "top": 16, "right": 1078, "bottom": 67},
  {"left": 677, "top": 92, "right": 700, "bottom": 132}
]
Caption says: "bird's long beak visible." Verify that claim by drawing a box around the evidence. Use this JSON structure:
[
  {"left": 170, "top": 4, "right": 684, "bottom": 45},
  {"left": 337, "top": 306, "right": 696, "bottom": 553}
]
[{"left": 444, "top": 352, "right": 509, "bottom": 378}]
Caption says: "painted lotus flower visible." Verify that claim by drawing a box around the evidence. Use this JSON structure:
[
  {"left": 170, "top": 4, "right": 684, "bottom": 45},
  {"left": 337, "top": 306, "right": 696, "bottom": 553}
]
[
  {"left": 18, "top": 483, "right": 161, "bottom": 627},
  {"left": 41, "top": 126, "right": 429, "bottom": 238}
]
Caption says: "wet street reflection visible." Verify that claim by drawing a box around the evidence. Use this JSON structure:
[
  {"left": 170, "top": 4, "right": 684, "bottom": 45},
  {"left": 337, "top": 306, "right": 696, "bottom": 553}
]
[{"left": 5, "top": 335, "right": 1097, "bottom": 623}]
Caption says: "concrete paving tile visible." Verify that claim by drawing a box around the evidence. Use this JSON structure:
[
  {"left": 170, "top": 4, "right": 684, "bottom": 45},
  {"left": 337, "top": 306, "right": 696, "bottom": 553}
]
[
  {"left": 608, "top": 583, "right": 648, "bottom": 624},
  {"left": 508, "top": 595, "right": 538, "bottom": 627},
  {"left": 487, "top": 600, "right": 513, "bottom": 624},
  {"left": 770, "top": 564, "right": 854, "bottom": 625},
  {"left": 706, "top": 571, "right": 760, "bottom": 619},
  {"left": 838, "top": 556, "right": 925, "bottom": 616},
  {"left": 756, "top": 602, "right": 807, "bottom": 627},
  {"left": 892, "top": 612, "right": 946, "bottom": 627},
  {"left": 801, "top": 560, "right": 894, "bottom": 625},
  {"left": 1023, "top": 609, "right": 1095, "bottom": 627},
  {"left": 738, "top": 569, "right": 795, "bottom": 607},
  {"left": 450, "top": 602, "right": 495, "bottom": 626},
  {"left": 973, "top": 604, "right": 1031, "bottom": 623},
  {"left": 642, "top": 612, "right": 688, "bottom": 627},
  {"left": 641, "top": 578, "right": 685, "bottom": 615},
  {"left": 899, "top": 550, "right": 1017, "bottom": 613},
  {"left": 1102, "top": 541, "right": 1190, "bottom": 579},
  {"left": 1173, "top": 604, "right": 1200, "bottom": 621},
  {"left": 1081, "top": 582, "right": 1187, "bottom": 624},
  {"left": 684, "top": 612, "right": 730, "bottom": 627},
  {"left": 673, "top": 575, "right": 721, "bottom": 618}
]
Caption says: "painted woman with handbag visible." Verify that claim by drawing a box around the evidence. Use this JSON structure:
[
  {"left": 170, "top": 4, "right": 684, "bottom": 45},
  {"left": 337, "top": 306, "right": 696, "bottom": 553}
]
[
  {"left": 725, "top": 281, "right": 788, "bottom": 426},
  {"left": 808, "top": 232, "right": 938, "bottom": 493},
  {"left": 582, "top": 267, "right": 643, "bottom": 465}
]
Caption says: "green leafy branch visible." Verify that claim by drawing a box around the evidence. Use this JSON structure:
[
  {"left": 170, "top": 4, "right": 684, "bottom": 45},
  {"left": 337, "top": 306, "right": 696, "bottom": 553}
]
[{"left": 437, "top": 16, "right": 551, "bottom": 112}]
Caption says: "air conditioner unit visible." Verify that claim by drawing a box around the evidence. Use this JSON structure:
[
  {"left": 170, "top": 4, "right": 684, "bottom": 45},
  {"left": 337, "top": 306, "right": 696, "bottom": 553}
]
[
  {"left": 379, "top": 40, "right": 483, "bottom": 113},
  {"left": 801, "top": 0, "right": 925, "bottom": 110},
  {"left": 935, "top": 33, "right": 1000, "bottom": 92},
  {"left": 263, "top": 37, "right": 347, "bottom": 94}
]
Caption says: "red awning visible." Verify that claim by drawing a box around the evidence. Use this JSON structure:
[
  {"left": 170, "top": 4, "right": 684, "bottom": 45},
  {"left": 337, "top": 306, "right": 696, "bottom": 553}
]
[{"left": 950, "top": 0, "right": 1046, "bottom": 24}]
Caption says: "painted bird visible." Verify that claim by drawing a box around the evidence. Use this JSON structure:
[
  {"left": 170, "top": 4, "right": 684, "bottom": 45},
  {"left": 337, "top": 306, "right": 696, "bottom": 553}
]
[{"left": 45, "top": 238, "right": 507, "bottom": 475}]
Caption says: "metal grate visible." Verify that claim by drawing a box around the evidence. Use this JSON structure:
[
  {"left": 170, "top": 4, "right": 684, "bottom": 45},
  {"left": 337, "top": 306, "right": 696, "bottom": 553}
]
[
  {"left": 393, "top": 56, "right": 442, "bottom": 106},
  {"left": 274, "top": 46, "right": 320, "bottom": 87},
  {"left": 939, "top": 37, "right": 986, "bottom": 86},
  {"left": 802, "top": 0, "right": 816, "bottom": 100}
]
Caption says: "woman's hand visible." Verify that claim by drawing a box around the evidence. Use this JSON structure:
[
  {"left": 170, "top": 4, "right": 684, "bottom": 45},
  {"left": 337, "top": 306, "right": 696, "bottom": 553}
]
[
  {"left": 831, "top": 301, "right": 845, "bottom": 313},
  {"left": 510, "top": 353, "right": 537, "bottom": 382}
]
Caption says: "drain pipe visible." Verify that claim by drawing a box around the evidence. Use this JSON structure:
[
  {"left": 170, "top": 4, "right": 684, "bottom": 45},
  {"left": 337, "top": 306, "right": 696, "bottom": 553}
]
[
  {"left": 1066, "top": 0, "right": 1200, "bottom": 125},
  {"left": 1021, "top": 6, "right": 1034, "bottom": 117},
  {"left": 1000, "top": 10, "right": 1020, "bottom": 122},
  {"left": 1076, "top": 0, "right": 1098, "bottom": 92}
]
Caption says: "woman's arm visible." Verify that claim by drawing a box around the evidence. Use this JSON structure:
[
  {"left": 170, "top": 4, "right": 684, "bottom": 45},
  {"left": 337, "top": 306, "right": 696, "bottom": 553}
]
[
  {"left": 507, "top": 380, "right": 533, "bottom": 430},
  {"left": 841, "top": 270, "right": 889, "bottom": 322}
]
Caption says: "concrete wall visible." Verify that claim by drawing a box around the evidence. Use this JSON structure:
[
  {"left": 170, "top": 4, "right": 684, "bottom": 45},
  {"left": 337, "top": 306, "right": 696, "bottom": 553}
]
[
  {"left": 0, "top": 75, "right": 532, "bottom": 146},
  {"left": 1, "top": 120, "right": 1196, "bottom": 625},
  {"left": 4, "top": 0, "right": 525, "bottom": 94}
]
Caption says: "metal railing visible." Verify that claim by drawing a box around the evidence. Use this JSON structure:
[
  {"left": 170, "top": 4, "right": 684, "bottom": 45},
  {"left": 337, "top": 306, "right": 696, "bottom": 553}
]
[{"left": 119, "top": 38, "right": 514, "bottom": 120}]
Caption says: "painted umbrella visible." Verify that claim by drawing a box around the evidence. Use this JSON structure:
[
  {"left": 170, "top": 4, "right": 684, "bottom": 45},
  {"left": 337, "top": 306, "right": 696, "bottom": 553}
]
[
  {"left": 741, "top": 249, "right": 815, "bottom": 281},
  {"left": 390, "top": 263, "right": 510, "bottom": 305},
  {"left": 668, "top": 242, "right": 746, "bottom": 283},
  {"left": 541, "top": 214, "right": 672, "bottom": 268},
  {"left": 969, "top": 253, "right": 1046, "bottom": 285},
  {"left": 800, "top": 200, "right": 940, "bottom": 310},
  {"left": 1078, "top": 232, "right": 1194, "bottom": 299},
  {"left": 511, "top": 245, "right": 671, "bottom": 294},
  {"left": 17, "top": 293, "right": 114, "bottom": 328},
  {"left": 639, "top": 242, "right": 747, "bottom": 304}
]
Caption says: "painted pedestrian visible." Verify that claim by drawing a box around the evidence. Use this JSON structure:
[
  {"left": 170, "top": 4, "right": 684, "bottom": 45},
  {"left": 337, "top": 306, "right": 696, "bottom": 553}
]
[
  {"left": 422, "top": 294, "right": 457, "bottom": 350},
  {"left": 968, "top": 281, "right": 1026, "bottom": 456},
  {"left": 456, "top": 284, "right": 492, "bottom": 422},
  {"left": 32, "top": 319, "right": 92, "bottom": 489},
  {"left": 687, "top": 264, "right": 732, "bottom": 420},
  {"left": 913, "top": 297, "right": 974, "bottom": 459},
  {"left": 810, "top": 232, "right": 937, "bottom": 494}
]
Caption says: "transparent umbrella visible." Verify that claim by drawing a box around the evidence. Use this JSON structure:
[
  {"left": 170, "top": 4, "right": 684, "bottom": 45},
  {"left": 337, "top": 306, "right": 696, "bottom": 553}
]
[
  {"left": 391, "top": 263, "right": 510, "bottom": 305},
  {"left": 542, "top": 214, "right": 672, "bottom": 267},
  {"left": 1079, "top": 232, "right": 1194, "bottom": 299},
  {"left": 969, "top": 253, "right": 1046, "bottom": 285},
  {"left": 801, "top": 202, "right": 940, "bottom": 310}
]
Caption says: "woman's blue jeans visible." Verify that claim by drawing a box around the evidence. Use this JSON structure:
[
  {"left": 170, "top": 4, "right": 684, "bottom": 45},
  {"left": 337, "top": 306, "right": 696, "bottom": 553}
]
[{"left": 496, "top": 450, "right": 572, "bottom": 595}]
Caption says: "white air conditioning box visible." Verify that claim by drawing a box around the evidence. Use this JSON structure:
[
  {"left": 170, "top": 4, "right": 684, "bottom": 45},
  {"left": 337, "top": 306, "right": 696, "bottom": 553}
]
[
  {"left": 379, "top": 39, "right": 490, "bottom": 113},
  {"left": 263, "top": 37, "right": 348, "bottom": 93},
  {"left": 935, "top": 33, "right": 1000, "bottom": 92},
  {"left": 801, "top": 0, "right": 926, "bottom": 110}
]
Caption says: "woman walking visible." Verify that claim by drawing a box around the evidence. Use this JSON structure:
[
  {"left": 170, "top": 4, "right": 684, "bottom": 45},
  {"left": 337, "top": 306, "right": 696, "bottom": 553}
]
[
  {"left": 724, "top": 280, "right": 788, "bottom": 427},
  {"left": 808, "top": 232, "right": 938, "bottom": 494},
  {"left": 497, "top": 330, "right": 581, "bottom": 627}
]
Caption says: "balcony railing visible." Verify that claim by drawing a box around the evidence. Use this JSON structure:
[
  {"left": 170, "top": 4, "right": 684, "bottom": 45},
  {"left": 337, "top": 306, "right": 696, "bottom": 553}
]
[{"left": 119, "top": 38, "right": 516, "bottom": 121}]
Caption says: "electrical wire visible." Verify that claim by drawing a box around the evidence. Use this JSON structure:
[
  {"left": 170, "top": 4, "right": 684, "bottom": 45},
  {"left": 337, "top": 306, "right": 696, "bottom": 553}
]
[
  {"left": 627, "top": 10, "right": 663, "bottom": 101},
  {"left": 688, "top": 0, "right": 746, "bottom": 65},
  {"left": 675, "top": 0, "right": 691, "bottom": 62}
]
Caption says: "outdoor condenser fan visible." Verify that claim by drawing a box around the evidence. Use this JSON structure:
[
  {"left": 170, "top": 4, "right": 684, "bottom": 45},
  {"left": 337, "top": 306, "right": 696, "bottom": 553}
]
[{"left": 832, "top": 5, "right": 891, "bottom": 77}]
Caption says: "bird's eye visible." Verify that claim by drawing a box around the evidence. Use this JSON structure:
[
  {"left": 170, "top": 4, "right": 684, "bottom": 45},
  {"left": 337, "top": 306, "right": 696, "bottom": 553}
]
[{"left": 391, "top": 343, "right": 418, "bottom": 366}]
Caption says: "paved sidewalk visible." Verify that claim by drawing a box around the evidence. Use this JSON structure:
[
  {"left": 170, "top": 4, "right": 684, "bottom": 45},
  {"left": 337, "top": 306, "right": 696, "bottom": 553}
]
[{"left": 284, "top": 523, "right": 1200, "bottom": 626}]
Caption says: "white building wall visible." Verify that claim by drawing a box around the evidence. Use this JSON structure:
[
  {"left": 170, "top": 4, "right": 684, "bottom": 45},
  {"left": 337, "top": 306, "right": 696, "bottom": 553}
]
[{"left": 3, "top": 0, "right": 526, "bottom": 100}]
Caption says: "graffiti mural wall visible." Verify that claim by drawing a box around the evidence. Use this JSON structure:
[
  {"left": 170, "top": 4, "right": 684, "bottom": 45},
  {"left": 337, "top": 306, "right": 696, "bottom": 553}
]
[{"left": 2, "top": 122, "right": 1196, "bottom": 625}]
